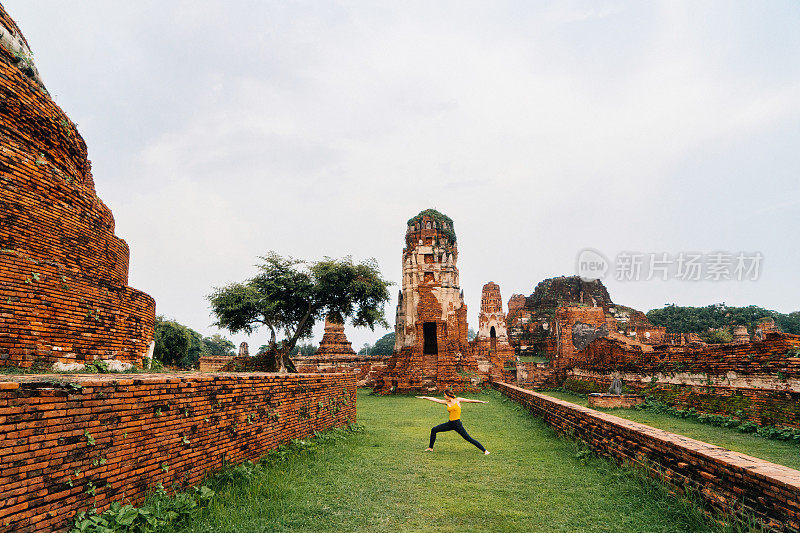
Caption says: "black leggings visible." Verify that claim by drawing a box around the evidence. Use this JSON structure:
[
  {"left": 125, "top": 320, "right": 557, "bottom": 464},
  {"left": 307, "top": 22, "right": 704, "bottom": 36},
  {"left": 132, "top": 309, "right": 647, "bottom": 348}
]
[{"left": 429, "top": 419, "right": 486, "bottom": 452}]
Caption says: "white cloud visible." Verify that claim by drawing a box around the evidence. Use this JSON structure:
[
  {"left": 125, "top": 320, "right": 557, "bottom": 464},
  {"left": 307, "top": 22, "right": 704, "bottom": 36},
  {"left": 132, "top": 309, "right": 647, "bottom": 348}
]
[{"left": 6, "top": 0, "right": 799, "bottom": 349}]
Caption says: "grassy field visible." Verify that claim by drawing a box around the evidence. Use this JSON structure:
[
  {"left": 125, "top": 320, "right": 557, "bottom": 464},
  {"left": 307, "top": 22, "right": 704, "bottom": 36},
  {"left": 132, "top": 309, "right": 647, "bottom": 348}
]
[
  {"left": 540, "top": 390, "right": 800, "bottom": 471},
  {"left": 171, "top": 389, "right": 732, "bottom": 533}
]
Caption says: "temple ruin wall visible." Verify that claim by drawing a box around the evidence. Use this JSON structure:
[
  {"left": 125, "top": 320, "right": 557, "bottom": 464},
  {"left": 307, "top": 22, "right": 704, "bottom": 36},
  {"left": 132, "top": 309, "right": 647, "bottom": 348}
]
[
  {"left": 495, "top": 382, "right": 800, "bottom": 532},
  {"left": 0, "top": 372, "right": 356, "bottom": 532}
]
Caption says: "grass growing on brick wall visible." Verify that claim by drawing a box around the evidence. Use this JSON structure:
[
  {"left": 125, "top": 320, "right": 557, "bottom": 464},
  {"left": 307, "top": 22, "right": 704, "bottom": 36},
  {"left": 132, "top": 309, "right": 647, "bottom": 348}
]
[
  {"left": 541, "top": 390, "right": 800, "bottom": 471},
  {"left": 158, "top": 389, "right": 734, "bottom": 532}
]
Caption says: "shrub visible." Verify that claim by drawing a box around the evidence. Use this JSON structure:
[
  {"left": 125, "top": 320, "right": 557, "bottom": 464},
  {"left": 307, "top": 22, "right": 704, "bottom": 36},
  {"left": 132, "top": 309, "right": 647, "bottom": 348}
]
[
  {"left": 69, "top": 484, "right": 215, "bottom": 533},
  {"left": 563, "top": 379, "right": 601, "bottom": 395}
]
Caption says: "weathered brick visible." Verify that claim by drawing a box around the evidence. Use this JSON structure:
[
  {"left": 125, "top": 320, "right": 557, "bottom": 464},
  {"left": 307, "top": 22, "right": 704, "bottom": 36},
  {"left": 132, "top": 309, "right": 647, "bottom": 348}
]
[
  {"left": 496, "top": 382, "right": 800, "bottom": 533},
  {"left": 0, "top": 5, "right": 154, "bottom": 369},
  {"left": 0, "top": 372, "right": 356, "bottom": 532}
]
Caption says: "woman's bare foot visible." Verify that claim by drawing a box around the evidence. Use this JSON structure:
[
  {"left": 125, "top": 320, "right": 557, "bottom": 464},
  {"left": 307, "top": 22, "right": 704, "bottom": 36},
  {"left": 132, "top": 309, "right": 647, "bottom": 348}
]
[
  {"left": 424, "top": 447, "right": 433, "bottom": 452},
  {"left": 484, "top": 450, "right": 490, "bottom": 455}
]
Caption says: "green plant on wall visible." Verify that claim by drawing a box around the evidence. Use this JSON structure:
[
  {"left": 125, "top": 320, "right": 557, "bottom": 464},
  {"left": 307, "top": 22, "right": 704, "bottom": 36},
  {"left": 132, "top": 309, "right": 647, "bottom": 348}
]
[{"left": 406, "top": 209, "right": 457, "bottom": 245}]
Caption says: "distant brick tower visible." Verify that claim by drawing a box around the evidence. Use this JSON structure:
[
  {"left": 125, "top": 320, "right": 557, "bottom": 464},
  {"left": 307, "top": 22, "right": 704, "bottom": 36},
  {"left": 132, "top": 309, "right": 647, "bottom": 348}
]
[
  {"left": 314, "top": 315, "right": 357, "bottom": 358},
  {"left": 374, "top": 209, "right": 477, "bottom": 393},
  {"left": 471, "top": 282, "right": 515, "bottom": 381}
]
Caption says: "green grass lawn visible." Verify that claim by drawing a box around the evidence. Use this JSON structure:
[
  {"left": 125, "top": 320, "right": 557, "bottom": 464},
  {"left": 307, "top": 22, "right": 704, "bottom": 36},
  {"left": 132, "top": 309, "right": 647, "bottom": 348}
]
[
  {"left": 172, "top": 389, "right": 729, "bottom": 533},
  {"left": 540, "top": 390, "right": 800, "bottom": 471}
]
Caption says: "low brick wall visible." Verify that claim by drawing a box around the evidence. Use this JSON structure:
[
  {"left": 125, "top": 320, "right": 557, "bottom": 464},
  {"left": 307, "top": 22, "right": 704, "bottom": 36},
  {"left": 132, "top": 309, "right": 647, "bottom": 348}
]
[
  {"left": 296, "top": 355, "right": 388, "bottom": 387},
  {"left": 495, "top": 382, "right": 800, "bottom": 532},
  {"left": 0, "top": 372, "right": 356, "bottom": 532},
  {"left": 516, "top": 361, "right": 557, "bottom": 388},
  {"left": 197, "top": 355, "right": 235, "bottom": 372}
]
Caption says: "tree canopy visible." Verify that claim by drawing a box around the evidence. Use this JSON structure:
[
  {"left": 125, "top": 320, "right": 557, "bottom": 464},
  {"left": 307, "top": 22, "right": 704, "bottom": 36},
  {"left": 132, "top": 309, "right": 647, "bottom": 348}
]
[
  {"left": 153, "top": 316, "right": 235, "bottom": 368},
  {"left": 289, "top": 343, "right": 318, "bottom": 357},
  {"left": 358, "top": 332, "right": 395, "bottom": 356},
  {"left": 646, "top": 303, "right": 800, "bottom": 335},
  {"left": 203, "top": 334, "right": 236, "bottom": 357},
  {"left": 208, "top": 253, "right": 391, "bottom": 372}
]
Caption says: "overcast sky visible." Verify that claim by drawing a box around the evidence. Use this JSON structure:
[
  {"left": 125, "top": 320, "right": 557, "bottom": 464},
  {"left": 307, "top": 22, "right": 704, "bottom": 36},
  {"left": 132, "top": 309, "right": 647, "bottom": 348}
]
[{"left": 6, "top": 1, "right": 800, "bottom": 351}]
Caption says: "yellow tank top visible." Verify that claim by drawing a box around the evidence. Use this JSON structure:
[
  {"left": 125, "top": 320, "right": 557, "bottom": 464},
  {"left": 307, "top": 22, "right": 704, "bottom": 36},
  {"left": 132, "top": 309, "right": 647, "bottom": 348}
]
[{"left": 447, "top": 402, "right": 461, "bottom": 421}]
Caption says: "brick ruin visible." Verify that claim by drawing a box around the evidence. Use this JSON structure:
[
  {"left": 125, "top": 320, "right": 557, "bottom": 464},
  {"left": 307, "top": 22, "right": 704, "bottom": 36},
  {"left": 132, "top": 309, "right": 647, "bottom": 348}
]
[
  {"left": 506, "top": 276, "right": 666, "bottom": 379},
  {"left": 569, "top": 332, "right": 800, "bottom": 427},
  {"left": 373, "top": 210, "right": 518, "bottom": 393},
  {"left": 238, "top": 341, "right": 249, "bottom": 357},
  {"left": 2, "top": 3, "right": 798, "bottom": 527},
  {"left": 313, "top": 315, "right": 357, "bottom": 357},
  {"left": 295, "top": 315, "right": 387, "bottom": 386},
  {"left": 496, "top": 382, "right": 800, "bottom": 532},
  {"left": 470, "top": 281, "right": 515, "bottom": 382},
  {"left": 506, "top": 275, "right": 800, "bottom": 428},
  {"left": 0, "top": 372, "right": 356, "bottom": 532},
  {"left": 374, "top": 210, "right": 478, "bottom": 393},
  {"left": 0, "top": 5, "right": 155, "bottom": 367}
]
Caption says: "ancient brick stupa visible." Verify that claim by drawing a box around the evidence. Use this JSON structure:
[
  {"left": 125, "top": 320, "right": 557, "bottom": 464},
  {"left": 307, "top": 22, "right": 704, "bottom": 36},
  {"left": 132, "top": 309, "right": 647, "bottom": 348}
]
[
  {"left": 312, "top": 315, "right": 357, "bottom": 358},
  {"left": 295, "top": 314, "right": 388, "bottom": 387},
  {"left": 0, "top": 5, "right": 155, "bottom": 366},
  {"left": 374, "top": 209, "right": 477, "bottom": 393},
  {"left": 471, "top": 282, "right": 515, "bottom": 381}
]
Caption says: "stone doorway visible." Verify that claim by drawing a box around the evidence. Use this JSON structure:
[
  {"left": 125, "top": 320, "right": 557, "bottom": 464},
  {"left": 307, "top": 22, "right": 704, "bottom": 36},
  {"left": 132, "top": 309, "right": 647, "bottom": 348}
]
[{"left": 423, "top": 322, "right": 438, "bottom": 355}]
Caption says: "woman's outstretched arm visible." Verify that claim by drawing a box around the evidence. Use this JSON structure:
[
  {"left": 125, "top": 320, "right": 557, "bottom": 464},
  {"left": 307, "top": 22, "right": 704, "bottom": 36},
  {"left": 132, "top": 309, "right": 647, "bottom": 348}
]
[
  {"left": 456, "top": 398, "right": 488, "bottom": 403},
  {"left": 416, "top": 396, "right": 447, "bottom": 404}
]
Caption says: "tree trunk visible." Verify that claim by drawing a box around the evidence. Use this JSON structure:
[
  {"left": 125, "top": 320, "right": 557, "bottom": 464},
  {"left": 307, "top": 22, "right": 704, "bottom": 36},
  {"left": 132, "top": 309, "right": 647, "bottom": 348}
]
[{"left": 276, "top": 347, "right": 297, "bottom": 373}]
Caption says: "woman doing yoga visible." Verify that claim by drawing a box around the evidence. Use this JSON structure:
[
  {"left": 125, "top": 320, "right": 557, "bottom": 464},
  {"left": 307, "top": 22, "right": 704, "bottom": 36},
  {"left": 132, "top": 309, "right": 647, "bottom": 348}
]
[{"left": 416, "top": 388, "right": 489, "bottom": 455}]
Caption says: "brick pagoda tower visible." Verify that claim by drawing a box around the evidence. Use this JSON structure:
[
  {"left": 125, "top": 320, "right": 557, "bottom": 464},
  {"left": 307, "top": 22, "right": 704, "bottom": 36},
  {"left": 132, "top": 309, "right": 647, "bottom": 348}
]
[
  {"left": 471, "top": 282, "right": 515, "bottom": 381},
  {"left": 374, "top": 209, "right": 477, "bottom": 393}
]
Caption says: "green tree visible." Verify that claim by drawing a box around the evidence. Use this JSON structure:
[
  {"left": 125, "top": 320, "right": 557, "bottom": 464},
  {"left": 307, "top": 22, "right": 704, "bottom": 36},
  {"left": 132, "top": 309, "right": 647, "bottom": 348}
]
[
  {"left": 203, "top": 334, "right": 236, "bottom": 357},
  {"left": 778, "top": 312, "right": 800, "bottom": 335},
  {"left": 647, "top": 303, "right": 800, "bottom": 337},
  {"left": 467, "top": 328, "right": 477, "bottom": 341},
  {"left": 698, "top": 328, "right": 733, "bottom": 344},
  {"left": 369, "top": 332, "right": 395, "bottom": 356},
  {"left": 208, "top": 253, "right": 391, "bottom": 372},
  {"left": 289, "top": 343, "right": 318, "bottom": 356},
  {"left": 185, "top": 328, "right": 208, "bottom": 368},
  {"left": 153, "top": 316, "right": 209, "bottom": 367},
  {"left": 154, "top": 317, "right": 191, "bottom": 366}
]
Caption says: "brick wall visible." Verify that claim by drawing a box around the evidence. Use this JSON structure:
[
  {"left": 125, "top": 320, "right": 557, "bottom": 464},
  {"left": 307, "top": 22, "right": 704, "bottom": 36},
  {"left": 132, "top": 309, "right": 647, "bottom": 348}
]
[
  {"left": 0, "top": 372, "right": 356, "bottom": 532},
  {"left": 575, "top": 333, "right": 800, "bottom": 378},
  {"left": 553, "top": 306, "right": 607, "bottom": 366},
  {"left": 495, "top": 382, "right": 800, "bottom": 532},
  {"left": 296, "top": 355, "right": 387, "bottom": 387},
  {"left": 197, "top": 355, "right": 234, "bottom": 372},
  {"left": 568, "top": 368, "right": 800, "bottom": 429},
  {"left": 567, "top": 332, "right": 800, "bottom": 428},
  {"left": 516, "top": 361, "right": 557, "bottom": 388},
  {"left": 0, "top": 251, "right": 155, "bottom": 367}
]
